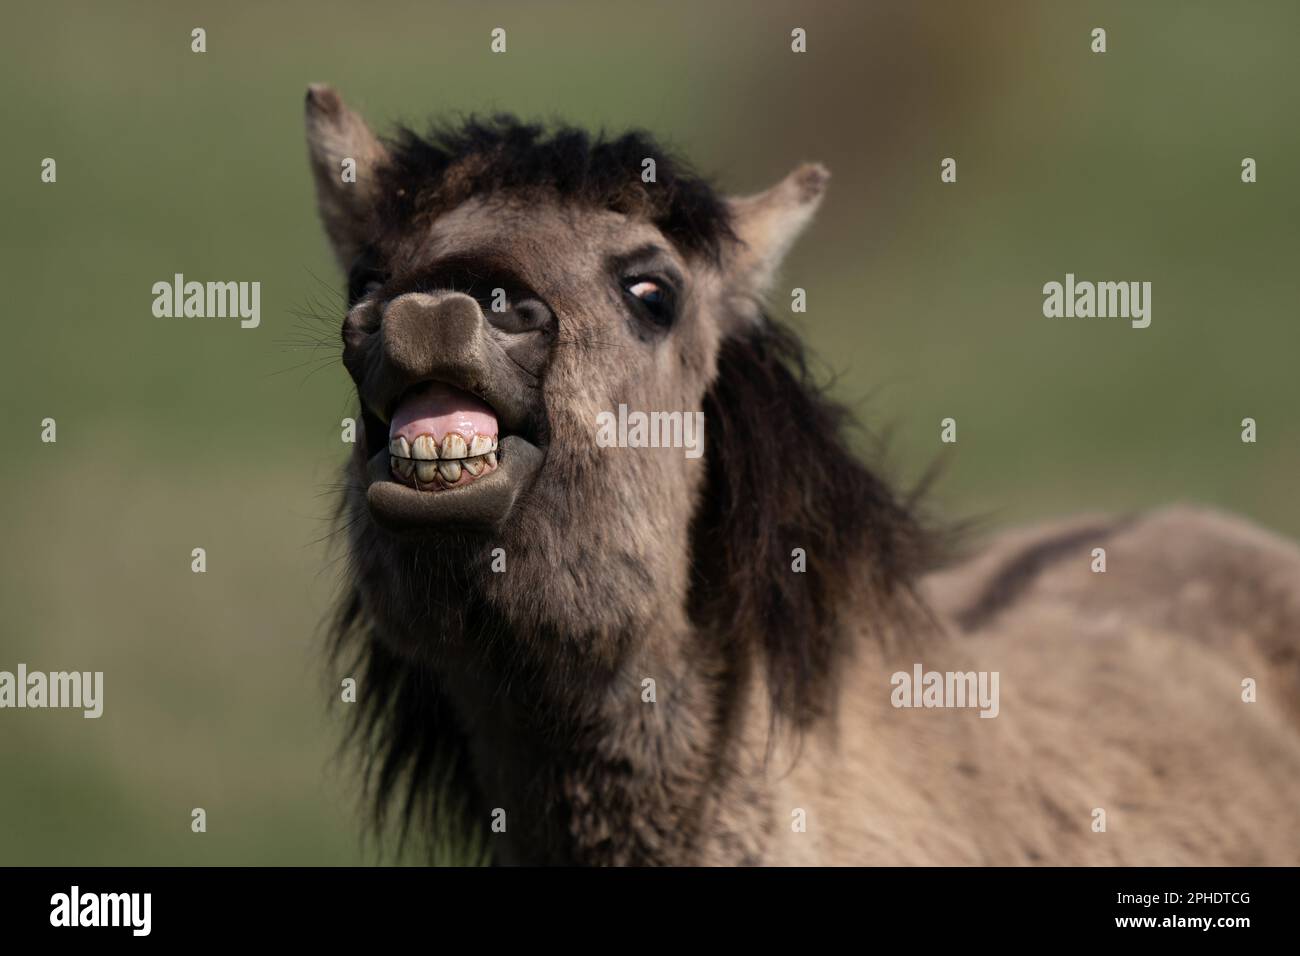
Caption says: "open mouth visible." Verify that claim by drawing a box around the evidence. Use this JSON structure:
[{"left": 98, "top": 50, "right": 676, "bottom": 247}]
[
  {"left": 387, "top": 382, "right": 501, "bottom": 490},
  {"left": 362, "top": 380, "right": 545, "bottom": 532}
]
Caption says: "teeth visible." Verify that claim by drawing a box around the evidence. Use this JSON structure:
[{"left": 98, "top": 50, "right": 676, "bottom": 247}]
[
  {"left": 411, "top": 435, "right": 438, "bottom": 460},
  {"left": 441, "top": 434, "right": 467, "bottom": 460},
  {"left": 393, "top": 431, "right": 498, "bottom": 487}
]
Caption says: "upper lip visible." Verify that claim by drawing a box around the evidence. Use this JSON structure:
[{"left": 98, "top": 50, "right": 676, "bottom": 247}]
[
  {"left": 370, "top": 374, "right": 542, "bottom": 449},
  {"left": 356, "top": 353, "right": 541, "bottom": 445}
]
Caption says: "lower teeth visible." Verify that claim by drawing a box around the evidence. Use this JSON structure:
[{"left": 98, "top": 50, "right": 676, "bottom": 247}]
[{"left": 390, "top": 453, "right": 495, "bottom": 487}]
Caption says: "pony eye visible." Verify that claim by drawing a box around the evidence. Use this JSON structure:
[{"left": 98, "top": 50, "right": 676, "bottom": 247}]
[
  {"left": 622, "top": 276, "right": 674, "bottom": 327},
  {"left": 627, "top": 279, "right": 663, "bottom": 303}
]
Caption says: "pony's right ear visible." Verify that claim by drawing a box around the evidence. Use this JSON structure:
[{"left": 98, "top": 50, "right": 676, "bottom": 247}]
[{"left": 305, "top": 84, "right": 388, "bottom": 268}]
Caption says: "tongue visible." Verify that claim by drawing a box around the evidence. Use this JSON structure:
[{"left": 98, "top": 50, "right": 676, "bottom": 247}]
[{"left": 389, "top": 382, "right": 498, "bottom": 444}]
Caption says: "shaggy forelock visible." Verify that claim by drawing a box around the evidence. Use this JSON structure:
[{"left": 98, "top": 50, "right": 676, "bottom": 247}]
[{"left": 373, "top": 115, "right": 735, "bottom": 262}]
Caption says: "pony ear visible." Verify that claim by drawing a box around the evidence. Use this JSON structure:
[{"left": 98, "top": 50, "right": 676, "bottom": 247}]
[
  {"left": 688, "top": 320, "right": 929, "bottom": 728},
  {"left": 305, "top": 83, "right": 389, "bottom": 268},
  {"left": 721, "top": 164, "right": 829, "bottom": 329}
]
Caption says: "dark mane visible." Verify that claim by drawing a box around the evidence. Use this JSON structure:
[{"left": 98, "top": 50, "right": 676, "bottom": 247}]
[
  {"left": 374, "top": 115, "right": 734, "bottom": 262},
  {"left": 688, "top": 317, "right": 935, "bottom": 729},
  {"left": 329, "top": 571, "right": 488, "bottom": 863}
]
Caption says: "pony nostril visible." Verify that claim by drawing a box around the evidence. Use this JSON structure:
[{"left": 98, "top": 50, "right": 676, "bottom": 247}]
[
  {"left": 340, "top": 302, "right": 380, "bottom": 375},
  {"left": 342, "top": 301, "right": 379, "bottom": 339},
  {"left": 486, "top": 298, "right": 555, "bottom": 337}
]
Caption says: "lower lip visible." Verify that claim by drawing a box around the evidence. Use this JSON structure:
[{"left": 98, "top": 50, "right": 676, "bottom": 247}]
[{"left": 363, "top": 436, "right": 545, "bottom": 532}]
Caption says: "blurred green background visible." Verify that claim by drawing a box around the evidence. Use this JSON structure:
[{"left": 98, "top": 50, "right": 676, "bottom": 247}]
[{"left": 1, "top": 0, "right": 1296, "bottom": 864}]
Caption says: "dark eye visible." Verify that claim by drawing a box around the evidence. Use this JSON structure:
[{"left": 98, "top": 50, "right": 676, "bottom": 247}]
[{"left": 623, "top": 277, "right": 674, "bottom": 327}]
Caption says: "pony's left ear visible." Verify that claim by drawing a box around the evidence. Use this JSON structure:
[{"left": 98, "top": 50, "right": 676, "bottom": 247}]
[{"left": 722, "top": 163, "right": 829, "bottom": 326}]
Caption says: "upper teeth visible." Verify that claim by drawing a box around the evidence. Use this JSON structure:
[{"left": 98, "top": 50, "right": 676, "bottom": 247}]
[
  {"left": 388, "top": 432, "right": 498, "bottom": 462},
  {"left": 411, "top": 435, "right": 438, "bottom": 460},
  {"left": 441, "top": 434, "right": 467, "bottom": 459}
]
